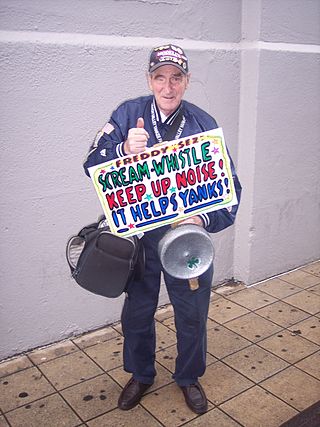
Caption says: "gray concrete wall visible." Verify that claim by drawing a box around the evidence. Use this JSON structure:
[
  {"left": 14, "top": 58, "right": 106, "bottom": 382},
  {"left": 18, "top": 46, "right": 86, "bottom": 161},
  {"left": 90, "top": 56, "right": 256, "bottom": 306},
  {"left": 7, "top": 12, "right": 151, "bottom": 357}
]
[
  {"left": 1, "top": 0, "right": 319, "bottom": 360},
  {"left": 234, "top": 0, "right": 320, "bottom": 284}
]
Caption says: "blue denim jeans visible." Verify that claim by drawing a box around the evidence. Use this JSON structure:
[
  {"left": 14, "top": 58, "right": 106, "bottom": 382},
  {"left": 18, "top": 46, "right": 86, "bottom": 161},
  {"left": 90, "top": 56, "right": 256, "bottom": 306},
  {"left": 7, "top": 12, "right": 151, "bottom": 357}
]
[{"left": 121, "top": 227, "right": 213, "bottom": 386}]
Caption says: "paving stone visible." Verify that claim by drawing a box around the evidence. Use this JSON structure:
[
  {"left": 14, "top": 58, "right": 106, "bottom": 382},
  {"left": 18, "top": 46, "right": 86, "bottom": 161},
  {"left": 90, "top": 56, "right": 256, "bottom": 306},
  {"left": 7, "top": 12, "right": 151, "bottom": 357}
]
[
  {"left": 207, "top": 324, "right": 251, "bottom": 359},
  {"left": 301, "top": 261, "right": 320, "bottom": 277},
  {"left": 307, "top": 283, "right": 320, "bottom": 296},
  {"left": 162, "top": 316, "right": 176, "bottom": 331},
  {"left": 295, "top": 351, "right": 320, "bottom": 380},
  {"left": 183, "top": 407, "right": 241, "bottom": 426},
  {"left": 141, "top": 382, "right": 213, "bottom": 427},
  {"left": 0, "top": 367, "right": 55, "bottom": 412},
  {"left": 155, "top": 322, "right": 177, "bottom": 351},
  {"left": 154, "top": 305, "right": 174, "bottom": 322},
  {"left": 156, "top": 345, "right": 177, "bottom": 373},
  {"left": 38, "top": 351, "right": 103, "bottom": 390},
  {"left": 108, "top": 361, "right": 173, "bottom": 393},
  {"left": 201, "top": 361, "right": 254, "bottom": 405},
  {"left": 261, "top": 366, "right": 320, "bottom": 411},
  {"left": 283, "top": 290, "right": 320, "bottom": 315},
  {"left": 210, "top": 291, "right": 223, "bottom": 302},
  {"left": 208, "top": 297, "right": 250, "bottom": 324},
  {"left": 5, "top": 393, "right": 81, "bottom": 427},
  {"left": 254, "top": 278, "right": 302, "bottom": 299},
  {"left": 156, "top": 345, "right": 217, "bottom": 373},
  {"left": 61, "top": 374, "right": 121, "bottom": 421},
  {"left": 255, "top": 301, "right": 310, "bottom": 328},
  {"left": 227, "top": 288, "right": 277, "bottom": 310},
  {"left": 280, "top": 269, "right": 320, "bottom": 288},
  {"left": 288, "top": 316, "right": 320, "bottom": 345},
  {"left": 0, "top": 416, "right": 10, "bottom": 427},
  {"left": 72, "top": 326, "right": 120, "bottom": 349},
  {"left": 28, "top": 340, "right": 78, "bottom": 365},
  {"left": 213, "top": 281, "right": 246, "bottom": 297},
  {"left": 112, "top": 322, "right": 123, "bottom": 335},
  {"left": 83, "top": 336, "right": 124, "bottom": 371},
  {"left": 223, "top": 344, "right": 288, "bottom": 383},
  {"left": 0, "top": 356, "right": 33, "bottom": 378},
  {"left": 258, "top": 329, "right": 319, "bottom": 364},
  {"left": 206, "top": 317, "right": 221, "bottom": 330},
  {"left": 220, "top": 386, "right": 298, "bottom": 427},
  {"left": 224, "top": 312, "right": 282, "bottom": 342},
  {"left": 87, "top": 405, "right": 162, "bottom": 427}
]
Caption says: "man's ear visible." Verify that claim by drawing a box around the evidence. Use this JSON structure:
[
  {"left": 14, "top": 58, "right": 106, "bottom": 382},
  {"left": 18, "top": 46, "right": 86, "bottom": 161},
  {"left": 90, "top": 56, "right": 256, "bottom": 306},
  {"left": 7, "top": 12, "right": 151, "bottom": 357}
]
[{"left": 186, "top": 72, "right": 191, "bottom": 88}]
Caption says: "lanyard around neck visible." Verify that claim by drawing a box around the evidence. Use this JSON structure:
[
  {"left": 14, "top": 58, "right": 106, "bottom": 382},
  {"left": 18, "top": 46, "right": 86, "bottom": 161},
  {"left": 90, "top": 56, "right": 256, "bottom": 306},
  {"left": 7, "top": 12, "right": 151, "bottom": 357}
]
[{"left": 150, "top": 101, "right": 186, "bottom": 144}]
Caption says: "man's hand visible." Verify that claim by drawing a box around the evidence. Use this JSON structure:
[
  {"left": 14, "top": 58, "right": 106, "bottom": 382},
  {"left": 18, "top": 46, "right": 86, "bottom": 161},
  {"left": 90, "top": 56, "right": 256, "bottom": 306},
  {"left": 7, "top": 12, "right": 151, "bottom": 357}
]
[
  {"left": 123, "top": 117, "right": 149, "bottom": 154},
  {"left": 178, "top": 216, "right": 204, "bottom": 227}
]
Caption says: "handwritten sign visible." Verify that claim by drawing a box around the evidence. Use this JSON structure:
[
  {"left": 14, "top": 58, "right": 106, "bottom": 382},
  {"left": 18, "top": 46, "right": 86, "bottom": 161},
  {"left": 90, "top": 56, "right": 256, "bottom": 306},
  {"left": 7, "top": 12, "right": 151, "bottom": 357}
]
[{"left": 89, "top": 128, "right": 238, "bottom": 237}]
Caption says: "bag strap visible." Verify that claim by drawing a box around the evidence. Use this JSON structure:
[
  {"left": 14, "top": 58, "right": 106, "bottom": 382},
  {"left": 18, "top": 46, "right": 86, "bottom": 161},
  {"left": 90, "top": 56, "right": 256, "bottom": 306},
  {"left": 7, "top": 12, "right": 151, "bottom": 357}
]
[
  {"left": 163, "top": 110, "right": 184, "bottom": 141},
  {"left": 78, "top": 215, "right": 106, "bottom": 239},
  {"left": 78, "top": 223, "right": 99, "bottom": 238}
]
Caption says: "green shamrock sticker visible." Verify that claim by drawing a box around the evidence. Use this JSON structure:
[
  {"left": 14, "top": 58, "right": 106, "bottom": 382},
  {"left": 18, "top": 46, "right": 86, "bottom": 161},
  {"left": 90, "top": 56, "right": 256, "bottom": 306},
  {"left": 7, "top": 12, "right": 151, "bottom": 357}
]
[{"left": 187, "top": 257, "right": 200, "bottom": 270}]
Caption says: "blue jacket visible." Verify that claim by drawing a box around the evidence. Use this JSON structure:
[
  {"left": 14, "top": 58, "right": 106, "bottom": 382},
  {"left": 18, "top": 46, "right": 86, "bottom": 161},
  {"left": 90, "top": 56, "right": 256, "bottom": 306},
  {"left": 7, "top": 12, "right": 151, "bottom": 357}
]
[{"left": 84, "top": 95, "right": 241, "bottom": 234}]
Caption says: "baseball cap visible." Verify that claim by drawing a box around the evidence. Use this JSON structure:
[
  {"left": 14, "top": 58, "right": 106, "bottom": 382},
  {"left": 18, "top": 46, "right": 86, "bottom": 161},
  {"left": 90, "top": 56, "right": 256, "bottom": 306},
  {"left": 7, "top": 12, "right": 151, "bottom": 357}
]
[{"left": 148, "top": 44, "right": 189, "bottom": 74}]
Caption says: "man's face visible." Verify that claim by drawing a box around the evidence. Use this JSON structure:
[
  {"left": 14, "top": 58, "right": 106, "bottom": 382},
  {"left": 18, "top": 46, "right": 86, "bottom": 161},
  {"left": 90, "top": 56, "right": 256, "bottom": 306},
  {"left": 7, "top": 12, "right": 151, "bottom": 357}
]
[{"left": 148, "top": 65, "right": 190, "bottom": 116}]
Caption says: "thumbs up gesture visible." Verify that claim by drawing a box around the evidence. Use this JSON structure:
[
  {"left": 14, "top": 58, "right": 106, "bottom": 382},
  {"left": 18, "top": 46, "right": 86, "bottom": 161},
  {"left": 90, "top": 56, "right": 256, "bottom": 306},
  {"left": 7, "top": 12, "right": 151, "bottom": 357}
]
[
  {"left": 136, "top": 117, "right": 145, "bottom": 129},
  {"left": 123, "top": 117, "right": 149, "bottom": 155}
]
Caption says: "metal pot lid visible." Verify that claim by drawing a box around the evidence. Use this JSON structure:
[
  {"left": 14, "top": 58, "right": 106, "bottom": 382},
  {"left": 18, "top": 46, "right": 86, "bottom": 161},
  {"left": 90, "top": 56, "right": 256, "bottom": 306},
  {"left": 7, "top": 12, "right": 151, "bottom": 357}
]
[{"left": 158, "top": 224, "right": 214, "bottom": 280}]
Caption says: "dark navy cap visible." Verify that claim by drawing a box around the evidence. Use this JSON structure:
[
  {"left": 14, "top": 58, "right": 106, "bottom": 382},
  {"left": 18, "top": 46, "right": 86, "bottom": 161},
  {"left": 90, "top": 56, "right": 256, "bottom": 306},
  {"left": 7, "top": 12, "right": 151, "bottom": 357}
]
[{"left": 149, "top": 44, "right": 189, "bottom": 74}]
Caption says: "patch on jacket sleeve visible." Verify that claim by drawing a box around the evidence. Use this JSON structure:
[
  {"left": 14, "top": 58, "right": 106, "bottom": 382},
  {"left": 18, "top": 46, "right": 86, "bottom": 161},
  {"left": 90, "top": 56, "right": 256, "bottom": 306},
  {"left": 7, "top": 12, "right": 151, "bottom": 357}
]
[{"left": 102, "top": 122, "right": 115, "bottom": 135}]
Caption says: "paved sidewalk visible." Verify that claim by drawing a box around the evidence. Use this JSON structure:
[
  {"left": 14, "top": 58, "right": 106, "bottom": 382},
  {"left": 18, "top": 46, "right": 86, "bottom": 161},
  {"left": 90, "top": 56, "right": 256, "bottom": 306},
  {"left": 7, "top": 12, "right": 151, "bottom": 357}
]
[{"left": 1, "top": 261, "right": 319, "bottom": 427}]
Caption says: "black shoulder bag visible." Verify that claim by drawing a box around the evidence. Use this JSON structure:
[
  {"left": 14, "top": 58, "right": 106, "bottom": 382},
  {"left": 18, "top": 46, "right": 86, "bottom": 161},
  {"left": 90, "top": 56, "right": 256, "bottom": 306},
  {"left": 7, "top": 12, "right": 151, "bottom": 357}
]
[{"left": 66, "top": 217, "right": 144, "bottom": 298}]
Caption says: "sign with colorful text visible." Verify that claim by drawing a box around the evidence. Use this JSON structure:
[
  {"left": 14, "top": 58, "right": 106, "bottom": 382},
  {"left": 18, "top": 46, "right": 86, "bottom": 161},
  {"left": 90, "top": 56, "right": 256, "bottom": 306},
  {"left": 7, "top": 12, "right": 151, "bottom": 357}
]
[{"left": 89, "top": 128, "right": 238, "bottom": 237}]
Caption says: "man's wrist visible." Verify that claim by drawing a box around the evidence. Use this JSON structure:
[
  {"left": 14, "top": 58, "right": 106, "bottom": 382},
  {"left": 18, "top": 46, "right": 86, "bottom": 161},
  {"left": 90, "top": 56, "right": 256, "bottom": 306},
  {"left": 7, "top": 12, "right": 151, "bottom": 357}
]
[{"left": 199, "top": 214, "right": 209, "bottom": 228}]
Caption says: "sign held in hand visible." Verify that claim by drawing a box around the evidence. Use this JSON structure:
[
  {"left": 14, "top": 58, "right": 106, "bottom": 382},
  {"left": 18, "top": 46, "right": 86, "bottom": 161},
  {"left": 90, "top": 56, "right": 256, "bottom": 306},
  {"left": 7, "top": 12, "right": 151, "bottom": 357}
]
[{"left": 89, "top": 128, "right": 238, "bottom": 237}]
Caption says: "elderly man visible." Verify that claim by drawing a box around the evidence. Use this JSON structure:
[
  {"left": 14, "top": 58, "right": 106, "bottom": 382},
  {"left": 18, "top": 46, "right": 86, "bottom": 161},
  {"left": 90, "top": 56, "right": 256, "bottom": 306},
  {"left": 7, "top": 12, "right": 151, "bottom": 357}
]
[{"left": 84, "top": 44, "right": 241, "bottom": 414}]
